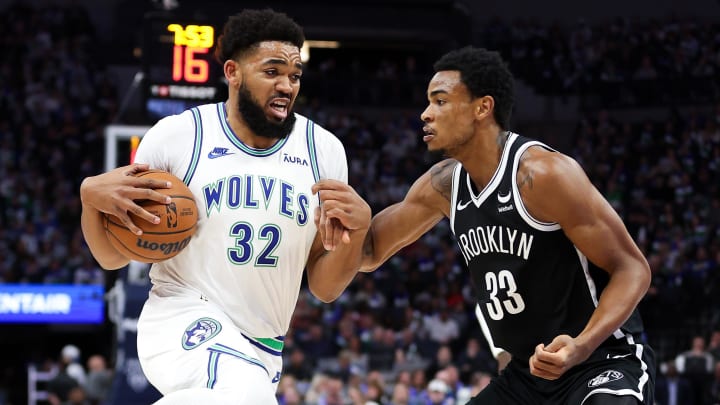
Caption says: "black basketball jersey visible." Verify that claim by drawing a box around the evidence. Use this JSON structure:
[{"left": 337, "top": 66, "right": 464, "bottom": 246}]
[{"left": 450, "top": 133, "right": 645, "bottom": 363}]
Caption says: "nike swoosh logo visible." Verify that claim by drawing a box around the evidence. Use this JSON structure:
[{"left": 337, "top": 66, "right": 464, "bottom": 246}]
[
  {"left": 497, "top": 191, "right": 511, "bottom": 204},
  {"left": 606, "top": 353, "right": 632, "bottom": 359},
  {"left": 208, "top": 151, "right": 234, "bottom": 159},
  {"left": 457, "top": 200, "right": 472, "bottom": 211}
]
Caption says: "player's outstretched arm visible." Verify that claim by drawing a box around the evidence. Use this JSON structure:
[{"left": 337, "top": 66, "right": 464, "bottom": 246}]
[
  {"left": 307, "top": 159, "right": 453, "bottom": 301},
  {"left": 80, "top": 163, "right": 171, "bottom": 270},
  {"left": 519, "top": 148, "right": 651, "bottom": 380},
  {"left": 360, "top": 159, "right": 453, "bottom": 272}
]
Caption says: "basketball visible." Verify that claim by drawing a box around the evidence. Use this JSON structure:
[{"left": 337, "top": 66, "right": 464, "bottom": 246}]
[{"left": 103, "top": 169, "right": 199, "bottom": 263}]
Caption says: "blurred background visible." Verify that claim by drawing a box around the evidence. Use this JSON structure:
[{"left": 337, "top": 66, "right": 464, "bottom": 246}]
[{"left": 1, "top": 0, "right": 720, "bottom": 404}]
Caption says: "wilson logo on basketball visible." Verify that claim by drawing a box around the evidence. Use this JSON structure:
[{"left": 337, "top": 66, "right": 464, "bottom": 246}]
[{"left": 135, "top": 235, "right": 193, "bottom": 256}]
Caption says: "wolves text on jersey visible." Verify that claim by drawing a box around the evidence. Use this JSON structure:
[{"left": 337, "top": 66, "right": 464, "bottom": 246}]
[
  {"left": 456, "top": 225, "right": 534, "bottom": 264},
  {"left": 202, "top": 175, "right": 311, "bottom": 225}
]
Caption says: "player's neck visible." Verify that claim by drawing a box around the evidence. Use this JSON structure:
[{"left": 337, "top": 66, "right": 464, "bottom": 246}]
[
  {"left": 224, "top": 102, "right": 281, "bottom": 149},
  {"left": 460, "top": 128, "right": 508, "bottom": 190}
]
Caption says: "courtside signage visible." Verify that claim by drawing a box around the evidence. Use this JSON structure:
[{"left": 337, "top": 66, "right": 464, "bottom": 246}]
[{"left": 0, "top": 284, "right": 104, "bottom": 324}]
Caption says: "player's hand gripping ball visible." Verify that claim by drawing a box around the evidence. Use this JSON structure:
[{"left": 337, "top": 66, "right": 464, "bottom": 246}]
[{"left": 103, "top": 170, "right": 198, "bottom": 263}]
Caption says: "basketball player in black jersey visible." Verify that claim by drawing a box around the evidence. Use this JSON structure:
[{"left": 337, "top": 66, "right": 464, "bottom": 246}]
[{"left": 313, "top": 47, "right": 656, "bottom": 404}]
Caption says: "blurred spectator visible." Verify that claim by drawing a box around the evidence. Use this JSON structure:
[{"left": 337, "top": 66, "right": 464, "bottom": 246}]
[
  {"left": 298, "top": 324, "right": 337, "bottom": 364},
  {"left": 467, "top": 371, "right": 492, "bottom": 397},
  {"left": 436, "top": 366, "right": 465, "bottom": 403},
  {"left": 456, "top": 337, "right": 497, "bottom": 383},
  {"left": 47, "top": 371, "right": 81, "bottom": 405},
  {"left": 83, "top": 354, "right": 112, "bottom": 405},
  {"left": 61, "top": 345, "right": 87, "bottom": 387},
  {"left": 675, "top": 335, "right": 715, "bottom": 405},
  {"left": 422, "top": 307, "right": 459, "bottom": 347},
  {"left": 363, "top": 371, "right": 389, "bottom": 405},
  {"left": 47, "top": 345, "right": 88, "bottom": 405},
  {"left": 277, "top": 375, "right": 303, "bottom": 405},
  {"left": 304, "top": 373, "right": 329, "bottom": 405},
  {"left": 655, "top": 361, "right": 696, "bottom": 405},
  {"left": 425, "top": 345, "right": 453, "bottom": 382},
  {"left": 366, "top": 327, "right": 396, "bottom": 371},
  {"left": 279, "top": 385, "right": 303, "bottom": 405},
  {"left": 390, "top": 382, "right": 411, "bottom": 405},
  {"left": 317, "top": 372, "right": 348, "bottom": 405},
  {"left": 409, "top": 369, "right": 428, "bottom": 404},
  {"left": 709, "top": 330, "right": 720, "bottom": 362},
  {"left": 284, "top": 347, "right": 315, "bottom": 382},
  {"left": 424, "top": 379, "right": 452, "bottom": 405},
  {"left": 64, "top": 386, "right": 91, "bottom": 405},
  {"left": 709, "top": 361, "right": 720, "bottom": 405}
]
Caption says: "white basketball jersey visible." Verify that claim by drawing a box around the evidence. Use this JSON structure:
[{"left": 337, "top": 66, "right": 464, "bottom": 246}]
[{"left": 134, "top": 102, "right": 347, "bottom": 341}]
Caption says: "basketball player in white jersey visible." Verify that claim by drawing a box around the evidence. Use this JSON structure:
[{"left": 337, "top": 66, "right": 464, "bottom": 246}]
[
  {"left": 316, "top": 47, "right": 656, "bottom": 404},
  {"left": 80, "top": 9, "right": 370, "bottom": 404}
]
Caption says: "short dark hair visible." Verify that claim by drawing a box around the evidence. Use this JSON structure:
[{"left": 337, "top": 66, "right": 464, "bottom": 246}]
[
  {"left": 433, "top": 46, "right": 514, "bottom": 129},
  {"left": 214, "top": 9, "right": 305, "bottom": 63}
]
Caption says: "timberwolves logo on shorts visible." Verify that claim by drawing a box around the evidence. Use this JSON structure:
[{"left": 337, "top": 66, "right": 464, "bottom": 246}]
[
  {"left": 587, "top": 370, "right": 624, "bottom": 387},
  {"left": 182, "top": 317, "right": 222, "bottom": 350}
]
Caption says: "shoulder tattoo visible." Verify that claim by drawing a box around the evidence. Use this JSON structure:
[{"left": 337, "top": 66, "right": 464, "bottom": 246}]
[
  {"left": 517, "top": 152, "right": 534, "bottom": 191},
  {"left": 430, "top": 159, "right": 456, "bottom": 201}
]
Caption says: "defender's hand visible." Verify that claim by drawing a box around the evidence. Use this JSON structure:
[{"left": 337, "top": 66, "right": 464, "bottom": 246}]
[
  {"left": 314, "top": 206, "right": 347, "bottom": 251},
  {"left": 312, "top": 179, "right": 371, "bottom": 251}
]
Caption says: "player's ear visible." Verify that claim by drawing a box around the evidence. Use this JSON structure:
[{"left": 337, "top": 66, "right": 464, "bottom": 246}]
[
  {"left": 474, "top": 95, "right": 494, "bottom": 121},
  {"left": 224, "top": 59, "right": 242, "bottom": 87}
]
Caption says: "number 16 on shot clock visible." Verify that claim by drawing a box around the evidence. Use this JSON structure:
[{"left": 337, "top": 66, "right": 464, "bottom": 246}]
[{"left": 167, "top": 24, "right": 214, "bottom": 83}]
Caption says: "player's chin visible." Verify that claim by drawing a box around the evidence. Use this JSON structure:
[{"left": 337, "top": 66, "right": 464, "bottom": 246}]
[{"left": 425, "top": 141, "right": 442, "bottom": 152}]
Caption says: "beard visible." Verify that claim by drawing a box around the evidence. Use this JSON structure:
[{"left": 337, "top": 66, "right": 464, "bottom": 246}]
[{"left": 237, "top": 84, "right": 296, "bottom": 140}]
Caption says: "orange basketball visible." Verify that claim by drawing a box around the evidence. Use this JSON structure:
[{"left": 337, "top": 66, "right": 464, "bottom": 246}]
[{"left": 103, "top": 169, "right": 198, "bottom": 263}]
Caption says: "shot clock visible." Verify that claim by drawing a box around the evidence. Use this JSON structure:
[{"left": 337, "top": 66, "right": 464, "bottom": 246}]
[
  {"left": 167, "top": 23, "right": 214, "bottom": 83},
  {"left": 141, "top": 13, "right": 224, "bottom": 120}
]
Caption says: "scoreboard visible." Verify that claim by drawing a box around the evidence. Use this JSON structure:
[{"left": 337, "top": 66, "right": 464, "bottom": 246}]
[{"left": 141, "top": 14, "right": 225, "bottom": 120}]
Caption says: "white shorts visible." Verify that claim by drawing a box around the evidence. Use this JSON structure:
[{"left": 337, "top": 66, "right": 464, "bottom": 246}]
[{"left": 137, "top": 292, "right": 284, "bottom": 395}]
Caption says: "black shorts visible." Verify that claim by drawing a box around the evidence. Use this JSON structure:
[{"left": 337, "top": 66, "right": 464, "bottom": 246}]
[{"left": 467, "top": 339, "right": 656, "bottom": 405}]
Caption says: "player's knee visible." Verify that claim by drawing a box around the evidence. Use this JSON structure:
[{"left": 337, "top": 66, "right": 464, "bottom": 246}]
[{"left": 583, "top": 394, "right": 640, "bottom": 405}]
